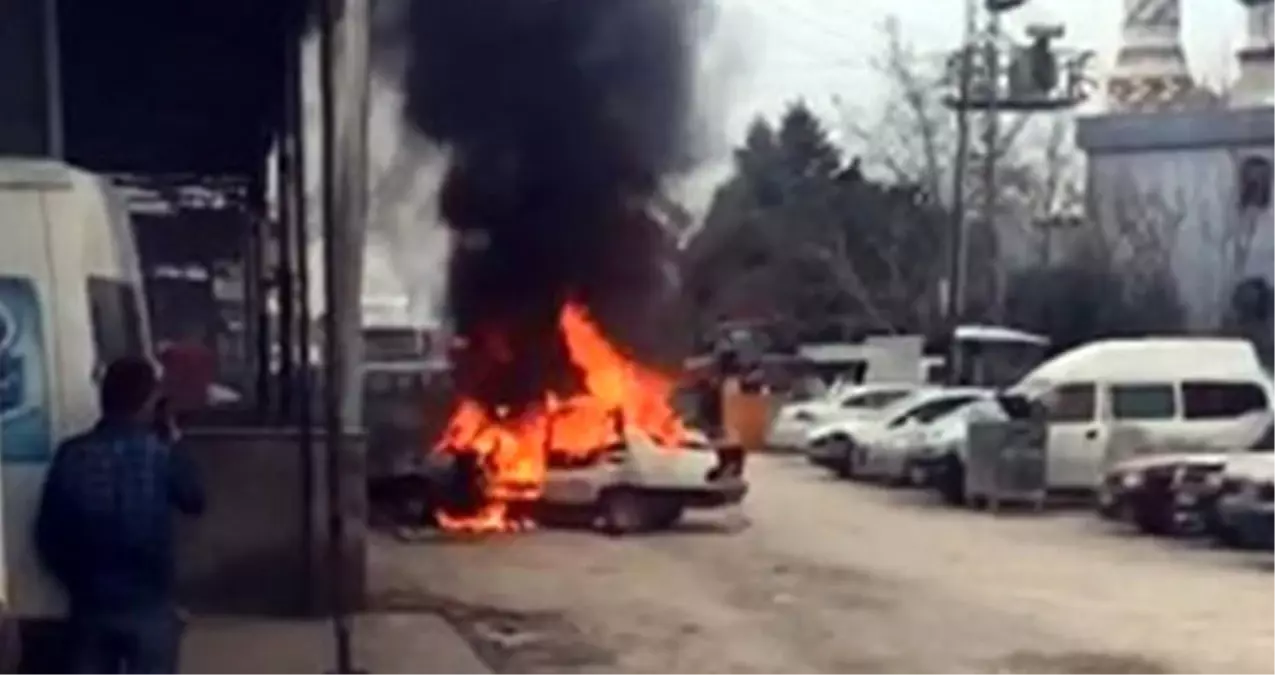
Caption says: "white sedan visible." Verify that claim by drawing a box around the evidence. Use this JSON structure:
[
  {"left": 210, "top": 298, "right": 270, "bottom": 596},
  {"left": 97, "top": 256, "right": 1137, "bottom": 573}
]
[
  {"left": 806, "top": 387, "right": 992, "bottom": 481},
  {"left": 767, "top": 383, "right": 916, "bottom": 451}
]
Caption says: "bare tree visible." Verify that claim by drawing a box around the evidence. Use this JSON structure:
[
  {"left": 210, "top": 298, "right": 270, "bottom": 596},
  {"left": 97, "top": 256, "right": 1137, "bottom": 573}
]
[{"left": 834, "top": 16, "right": 1079, "bottom": 322}]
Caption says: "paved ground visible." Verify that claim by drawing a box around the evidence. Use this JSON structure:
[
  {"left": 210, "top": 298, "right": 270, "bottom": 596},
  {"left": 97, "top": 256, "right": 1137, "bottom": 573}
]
[
  {"left": 182, "top": 613, "right": 489, "bottom": 674},
  {"left": 370, "top": 454, "right": 1274, "bottom": 674}
]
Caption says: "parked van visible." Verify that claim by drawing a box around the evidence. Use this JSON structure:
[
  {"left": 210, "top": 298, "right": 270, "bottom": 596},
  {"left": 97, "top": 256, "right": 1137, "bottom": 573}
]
[
  {"left": 1011, "top": 338, "right": 1272, "bottom": 491},
  {"left": 0, "top": 158, "right": 150, "bottom": 618}
]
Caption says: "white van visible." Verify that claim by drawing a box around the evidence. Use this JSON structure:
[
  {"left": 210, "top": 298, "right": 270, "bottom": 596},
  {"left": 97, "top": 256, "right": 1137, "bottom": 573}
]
[
  {"left": 0, "top": 158, "right": 151, "bottom": 617},
  {"left": 1012, "top": 338, "right": 1272, "bottom": 491}
]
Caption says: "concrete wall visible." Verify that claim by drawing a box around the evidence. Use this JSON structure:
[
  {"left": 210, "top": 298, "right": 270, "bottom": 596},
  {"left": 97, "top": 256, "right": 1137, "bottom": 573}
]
[
  {"left": 176, "top": 427, "right": 367, "bottom": 617},
  {"left": 1076, "top": 106, "right": 1275, "bottom": 328}
]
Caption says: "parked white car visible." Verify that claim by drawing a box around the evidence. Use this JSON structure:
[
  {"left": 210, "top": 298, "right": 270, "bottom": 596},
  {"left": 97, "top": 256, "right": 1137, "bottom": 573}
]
[
  {"left": 805, "top": 387, "right": 991, "bottom": 480},
  {"left": 768, "top": 383, "right": 915, "bottom": 451},
  {"left": 907, "top": 397, "right": 1010, "bottom": 492}
]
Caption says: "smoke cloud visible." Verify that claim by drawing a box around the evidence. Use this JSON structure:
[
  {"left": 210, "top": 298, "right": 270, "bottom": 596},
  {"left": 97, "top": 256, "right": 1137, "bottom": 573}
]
[{"left": 393, "top": 0, "right": 712, "bottom": 410}]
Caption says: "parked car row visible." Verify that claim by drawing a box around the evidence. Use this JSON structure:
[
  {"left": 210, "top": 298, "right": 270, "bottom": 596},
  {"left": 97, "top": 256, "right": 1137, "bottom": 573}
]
[{"left": 770, "top": 336, "right": 1275, "bottom": 551}]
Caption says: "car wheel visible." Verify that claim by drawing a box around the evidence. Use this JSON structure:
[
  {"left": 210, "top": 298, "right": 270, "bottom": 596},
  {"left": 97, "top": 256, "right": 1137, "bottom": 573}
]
[
  {"left": 903, "top": 461, "right": 927, "bottom": 488},
  {"left": 648, "top": 501, "right": 685, "bottom": 530},
  {"left": 937, "top": 455, "right": 966, "bottom": 506},
  {"left": 836, "top": 442, "right": 865, "bottom": 480},
  {"left": 599, "top": 489, "right": 649, "bottom": 536},
  {"left": 834, "top": 446, "right": 854, "bottom": 479},
  {"left": 1132, "top": 494, "right": 1175, "bottom": 536},
  {"left": 1212, "top": 522, "right": 1246, "bottom": 549}
]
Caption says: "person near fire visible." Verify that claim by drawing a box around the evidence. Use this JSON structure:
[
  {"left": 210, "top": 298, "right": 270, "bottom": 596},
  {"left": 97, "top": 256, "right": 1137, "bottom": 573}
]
[
  {"left": 700, "top": 349, "right": 770, "bottom": 479},
  {"left": 35, "top": 356, "right": 205, "bottom": 673}
]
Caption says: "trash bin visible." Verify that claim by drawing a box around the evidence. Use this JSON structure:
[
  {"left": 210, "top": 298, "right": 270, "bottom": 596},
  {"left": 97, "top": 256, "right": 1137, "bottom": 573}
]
[{"left": 965, "top": 418, "right": 1048, "bottom": 512}]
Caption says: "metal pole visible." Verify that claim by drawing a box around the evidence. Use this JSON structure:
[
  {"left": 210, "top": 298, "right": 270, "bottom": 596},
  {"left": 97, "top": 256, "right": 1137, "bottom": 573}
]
[
  {"left": 276, "top": 132, "right": 296, "bottom": 423},
  {"left": 946, "top": 0, "right": 977, "bottom": 384},
  {"left": 41, "top": 0, "right": 63, "bottom": 158},
  {"left": 282, "top": 10, "right": 315, "bottom": 614},
  {"left": 982, "top": 8, "right": 1002, "bottom": 318},
  {"left": 317, "top": 0, "right": 354, "bottom": 668}
]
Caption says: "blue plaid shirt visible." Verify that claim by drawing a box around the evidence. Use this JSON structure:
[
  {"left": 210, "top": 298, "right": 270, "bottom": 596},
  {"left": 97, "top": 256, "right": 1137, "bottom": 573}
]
[{"left": 35, "top": 419, "right": 205, "bottom": 613}]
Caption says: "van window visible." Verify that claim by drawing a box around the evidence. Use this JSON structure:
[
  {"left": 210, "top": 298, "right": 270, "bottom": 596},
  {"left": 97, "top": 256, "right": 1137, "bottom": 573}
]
[
  {"left": 87, "top": 278, "right": 145, "bottom": 368},
  {"left": 1046, "top": 383, "right": 1095, "bottom": 422},
  {"left": 1110, "top": 383, "right": 1176, "bottom": 420},
  {"left": 1182, "top": 382, "right": 1269, "bottom": 419}
]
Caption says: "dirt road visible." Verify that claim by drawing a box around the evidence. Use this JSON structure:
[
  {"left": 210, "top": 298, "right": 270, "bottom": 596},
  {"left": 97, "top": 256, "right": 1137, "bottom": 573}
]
[{"left": 369, "top": 455, "right": 1274, "bottom": 674}]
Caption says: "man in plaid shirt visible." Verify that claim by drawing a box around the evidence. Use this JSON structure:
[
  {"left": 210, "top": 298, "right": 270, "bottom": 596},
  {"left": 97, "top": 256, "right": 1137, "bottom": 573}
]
[{"left": 36, "top": 356, "right": 205, "bottom": 673}]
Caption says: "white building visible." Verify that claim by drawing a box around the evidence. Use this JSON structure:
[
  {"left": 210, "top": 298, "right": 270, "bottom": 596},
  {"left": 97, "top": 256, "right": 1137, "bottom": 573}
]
[{"left": 1076, "top": 0, "right": 1275, "bottom": 329}]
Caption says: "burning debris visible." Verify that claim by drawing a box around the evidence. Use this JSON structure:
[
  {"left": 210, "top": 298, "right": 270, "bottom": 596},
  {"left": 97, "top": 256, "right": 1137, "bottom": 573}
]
[{"left": 393, "top": 0, "right": 711, "bottom": 531}]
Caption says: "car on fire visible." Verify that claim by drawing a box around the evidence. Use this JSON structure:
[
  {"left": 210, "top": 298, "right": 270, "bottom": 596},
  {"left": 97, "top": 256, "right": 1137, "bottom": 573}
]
[{"left": 541, "top": 427, "right": 747, "bottom": 534}]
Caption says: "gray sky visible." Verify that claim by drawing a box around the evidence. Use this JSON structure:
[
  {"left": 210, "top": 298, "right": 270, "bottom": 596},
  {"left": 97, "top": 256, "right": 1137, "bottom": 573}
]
[
  {"left": 717, "top": 0, "right": 1245, "bottom": 140},
  {"left": 667, "top": 0, "right": 1246, "bottom": 212}
]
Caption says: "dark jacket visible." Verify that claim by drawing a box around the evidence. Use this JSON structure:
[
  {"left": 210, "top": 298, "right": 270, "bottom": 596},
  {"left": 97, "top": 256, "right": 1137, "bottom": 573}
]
[{"left": 35, "top": 419, "right": 205, "bottom": 613}]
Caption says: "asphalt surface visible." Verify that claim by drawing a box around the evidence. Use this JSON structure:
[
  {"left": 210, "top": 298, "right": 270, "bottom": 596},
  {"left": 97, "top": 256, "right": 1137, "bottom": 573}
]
[{"left": 370, "top": 454, "right": 1274, "bottom": 674}]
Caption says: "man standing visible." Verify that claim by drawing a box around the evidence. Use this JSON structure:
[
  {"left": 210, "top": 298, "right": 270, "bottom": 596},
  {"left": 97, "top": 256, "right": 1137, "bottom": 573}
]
[{"left": 35, "top": 356, "right": 205, "bottom": 673}]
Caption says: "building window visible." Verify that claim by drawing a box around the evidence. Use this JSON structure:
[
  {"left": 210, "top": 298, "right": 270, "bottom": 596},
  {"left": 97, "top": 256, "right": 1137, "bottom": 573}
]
[{"left": 1238, "top": 156, "right": 1273, "bottom": 209}]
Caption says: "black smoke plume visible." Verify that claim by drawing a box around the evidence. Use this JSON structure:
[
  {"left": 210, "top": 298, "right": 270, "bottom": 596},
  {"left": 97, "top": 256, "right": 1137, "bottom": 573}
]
[{"left": 397, "top": 0, "right": 706, "bottom": 411}]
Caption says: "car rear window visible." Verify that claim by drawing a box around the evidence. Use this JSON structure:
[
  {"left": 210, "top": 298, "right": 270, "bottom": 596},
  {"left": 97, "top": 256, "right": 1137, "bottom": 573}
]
[{"left": 1182, "top": 381, "right": 1269, "bottom": 419}]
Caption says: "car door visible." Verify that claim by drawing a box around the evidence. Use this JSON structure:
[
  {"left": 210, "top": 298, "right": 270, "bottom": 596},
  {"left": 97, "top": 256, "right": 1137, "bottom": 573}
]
[{"left": 1043, "top": 382, "right": 1101, "bottom": 489}]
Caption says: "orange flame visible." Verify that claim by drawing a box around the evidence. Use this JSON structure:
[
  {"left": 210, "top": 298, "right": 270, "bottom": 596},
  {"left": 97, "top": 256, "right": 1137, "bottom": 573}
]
[{"left": 434, "top": 301, "right": 687, "bottom": 532}]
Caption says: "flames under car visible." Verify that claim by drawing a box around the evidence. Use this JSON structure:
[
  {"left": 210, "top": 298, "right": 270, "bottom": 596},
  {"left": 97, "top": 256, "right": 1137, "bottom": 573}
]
[{"left": 429, "top": 426, "right": 747, "bottom": 535}]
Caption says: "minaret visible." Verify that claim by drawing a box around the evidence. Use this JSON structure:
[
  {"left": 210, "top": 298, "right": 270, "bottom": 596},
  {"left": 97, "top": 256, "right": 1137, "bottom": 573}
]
[
  {"left": 1106, "top": 0, "right": 1199, "bottom": 111},
  {"left": 1231, "top": 0, "right": 1275, "bottom": 107}
]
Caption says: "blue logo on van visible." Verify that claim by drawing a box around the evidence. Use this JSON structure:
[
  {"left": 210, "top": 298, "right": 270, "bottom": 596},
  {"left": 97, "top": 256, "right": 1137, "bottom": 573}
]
[
  {"left": 0, "top": 277, "right": 52, "bottom": 463},
  {"left": 0, "top": 299, "right": 24, "bottom": 414}
]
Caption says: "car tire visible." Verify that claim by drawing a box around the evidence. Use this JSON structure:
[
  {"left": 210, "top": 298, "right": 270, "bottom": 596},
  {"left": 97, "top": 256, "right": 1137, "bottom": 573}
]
[
  {"left": 937, "top": 455, "right": 966, "bottom": 506},
  {"left": 826, "top": 438, "right": 856, "bottom": 477},
  {"left": 599, "top": 489, "right": 649, "bottom": 536},
  {"left": 1132, "top": 494, "right": 1175, "bottom": 536},
  {"left": 1212, "top": 523, "right": 1246, "bottom": 549},
  {"left": 648, "top": 502, "right": 685, "bottom": 530},
  {"left": 835, "top": 441, "right": 862, "bottom": 480}
]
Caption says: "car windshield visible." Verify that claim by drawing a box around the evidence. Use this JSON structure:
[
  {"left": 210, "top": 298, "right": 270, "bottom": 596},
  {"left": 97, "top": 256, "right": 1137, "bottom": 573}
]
[{"left": 839, "top": 388, "right": 912, "bottom": 411}]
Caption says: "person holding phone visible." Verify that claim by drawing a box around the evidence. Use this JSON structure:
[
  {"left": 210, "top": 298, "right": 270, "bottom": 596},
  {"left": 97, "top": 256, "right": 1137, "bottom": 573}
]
[{"left": 35, "top": 356, "right": 205, "bottom": 673}]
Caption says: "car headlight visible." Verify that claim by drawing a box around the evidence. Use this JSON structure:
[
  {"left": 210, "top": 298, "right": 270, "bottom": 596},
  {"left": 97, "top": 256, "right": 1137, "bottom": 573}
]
[{"left": 1121, "top": 472, "right": 1143, "bottom": 489}]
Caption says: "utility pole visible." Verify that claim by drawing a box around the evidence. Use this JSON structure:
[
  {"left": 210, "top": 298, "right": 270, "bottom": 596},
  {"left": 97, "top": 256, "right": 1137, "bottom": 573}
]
[
  {"left": 945, "top": 0, "right": 978, "bottom": 331},
  {"left": 981, "top": 7, "right": 1003, "bottom": 318},
  {"left": 941, "top": 0, "right": 1092, "bottom": 383}
]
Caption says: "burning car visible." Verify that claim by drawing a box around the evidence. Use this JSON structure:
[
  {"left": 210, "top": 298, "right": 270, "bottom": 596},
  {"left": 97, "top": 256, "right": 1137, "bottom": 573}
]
[
  {"left": 540, "top": 427, "right": 746, "bottom": 534},
  {"left": 428, "top": 302, "right": 746, "bottom": 535}
]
